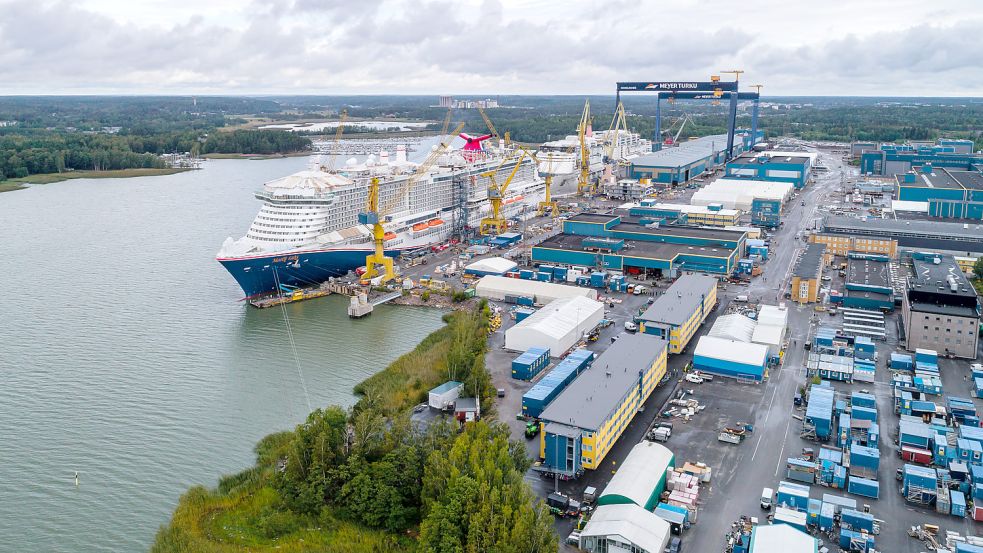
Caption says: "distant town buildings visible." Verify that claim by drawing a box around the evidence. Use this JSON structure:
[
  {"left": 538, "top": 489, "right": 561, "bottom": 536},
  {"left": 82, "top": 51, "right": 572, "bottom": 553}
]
[
  {"left": 437, "top": 96, "right": 499, "bottom": 109},
  {"left": 0, "top": 120, "right": 17, "bottom": 127}
]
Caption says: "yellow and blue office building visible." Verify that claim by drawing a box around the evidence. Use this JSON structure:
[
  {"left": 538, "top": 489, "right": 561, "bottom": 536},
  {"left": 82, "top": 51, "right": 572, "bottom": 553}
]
[
  {"left": 637, "top": 274, "right": 717, "bottom": 354},
  {"left": 538, "top": 333, "right": 668, "bottom": 477}
]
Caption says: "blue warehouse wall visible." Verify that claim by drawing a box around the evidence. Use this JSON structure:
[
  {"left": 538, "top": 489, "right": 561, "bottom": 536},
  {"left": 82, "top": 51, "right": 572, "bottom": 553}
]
[
  {"left": 543, "top": 431, "right": 581, "bottom": 476},
  {"left": 693, "top": 354, "right": 764, "bottom": 381}
]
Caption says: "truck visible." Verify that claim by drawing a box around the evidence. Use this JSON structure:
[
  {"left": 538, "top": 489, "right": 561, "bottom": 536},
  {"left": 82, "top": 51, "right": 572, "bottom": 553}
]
[
  {"left": 546, "top": 492, "right": 581, "bottom": 517},
  {"left": 649, "top": 427, "right": 671, "bottom": 442},
  {"left": 718, "top": 431, "right": 743, "bottom": 445}
]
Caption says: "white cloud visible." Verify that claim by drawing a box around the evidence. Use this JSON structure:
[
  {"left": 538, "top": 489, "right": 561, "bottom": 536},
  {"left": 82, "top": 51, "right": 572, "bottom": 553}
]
[{"left": 0, "top": 0, "right": 980, "bottom": 95}]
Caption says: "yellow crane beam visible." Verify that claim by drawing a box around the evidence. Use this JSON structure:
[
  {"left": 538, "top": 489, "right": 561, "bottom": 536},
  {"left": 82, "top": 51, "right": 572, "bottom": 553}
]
[
  {"left": 479, "top": 148, "right": 528, "bottom": 235},
  {"left": 576, "top": 99, "right": 593, "bottom": 196},
  {"left": 527, "top": 149, "right": 559, "bottom": 216},
  {"left": 477, "top": 106, "right": 498, "bottom": 138},
  {"left": 362, "top": 122, "right": 464, "bottom": 283}
]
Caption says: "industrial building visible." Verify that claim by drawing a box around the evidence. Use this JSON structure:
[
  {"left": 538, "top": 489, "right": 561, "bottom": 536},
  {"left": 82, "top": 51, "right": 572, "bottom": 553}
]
[
  {"left": 629, "top": 134, "right": 745, "bottom": 186},
  {"left": 597, "top": 441, "right": 674, "bottom": 510},
  {"left": 602, "top": 179, "right": 654, "bottom": 201},
  {"left": 860, "top": 139, "right": 982, "bottom": 176},
  {"left": 725, "top": 150, "right": 817, "bottom": 189},
  {"left": 894, "top": 165, "right": 983, "bottom": 221},
  {"left": 705, "top": 305, "right": 788, "bottom": 361},
  {"left": 809, "top": 232, "right": 897, "bottom": 258},
  {"left": 622, "top": 201, "right": 741, "bottom": 227},
  {"left": 504, "top": 296, "right": 604, "bottom": 354},
  {"left": 531, "top": 213, "right": 746, "bottom": 277},
  {"left": 819, "top": 216, "right": 983, "bottom": 256},
  {"left": 791, "top": 243, "right": 827, "bottom": 304},
  {"left": 637, "top": 274, "right": 717, "bottom": 354},
  {"left": 902, "top": 253, "right": 981, "bottom": 359},
  {"left": 748, "top": 523, "right": 818, "bottom": 553},
  {"left": 538, "top": 333, "right": 668, "bottom": 477},
  {"left": 836, "top": 253, "right": 895, "bottom": 311},
  {"left": 690, "top": 178, "right": 794, "bottom": 212},
  {"left": 692, "top": 336, "right": 769, "bottom": 381},
  {"left": 474, "top": 275, "right": 598, "bottom": 303},
  {"left": 578, "top": 503, "right": 671, "bottom": 553}
]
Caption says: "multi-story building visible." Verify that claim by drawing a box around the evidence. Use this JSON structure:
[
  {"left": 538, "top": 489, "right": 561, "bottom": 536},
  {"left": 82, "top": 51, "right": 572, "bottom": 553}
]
[
  {"left": 538, "top": 333, "right": 667, "bottom": 477},
  {"left": 624, "top": 202, "right": 741, "bottom": 227},
  {"left": 894, "top": 164, "right": 983, "bottom": 221},
  {"left": 810, "top": 232, "right": 898, "bottom": 257},
  {"left": 817, "top": 216, "right": 983, "bottom": 258},
  {"left": 902, "top": 253, "right": 981, "bottom": 359},
  {"left": 860, "top": 139, "right": 982, "bottom": 176},
  {"left": 790, "top": 243, "right": 827, "bottom": 304},
  {"left": 637, "top": 274, "right": 717, "bottom": 354},
  {"left": 725, "top": 150, "right": 816, "bottom": 189}
]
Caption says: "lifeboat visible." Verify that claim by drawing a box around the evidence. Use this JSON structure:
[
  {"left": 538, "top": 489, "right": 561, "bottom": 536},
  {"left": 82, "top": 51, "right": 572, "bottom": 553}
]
[
  {"left": 384, "top": 231, "right": 397, "bottom": 241},
  {"left": 428, "top": 218, "right": 444, "bottom": 227},
  {"left": 412, "top": 222, "right": 429, "bottom": 231},
  {"left": 504, "top": 195, "right": 525, "bottom": 205}
]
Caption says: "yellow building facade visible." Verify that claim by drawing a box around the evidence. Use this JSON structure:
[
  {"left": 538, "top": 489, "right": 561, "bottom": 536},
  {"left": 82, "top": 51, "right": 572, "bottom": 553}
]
[{"left": 810, "top": 233, "right": 897, "bottom": 257}]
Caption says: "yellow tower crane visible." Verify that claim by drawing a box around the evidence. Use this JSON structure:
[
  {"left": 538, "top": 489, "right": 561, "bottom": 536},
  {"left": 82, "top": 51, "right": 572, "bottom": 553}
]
[
  {"left": 325, "top": 109, "right": 348, "bottom": 171},
  {"left": 528, "top": 149, "right": 559, "bottom": 216},
  {"left": 361, "top": 122, "right": 464, "bottom": 283},
  {"left": 576, "top": 99, "right": 593, "bottom": 196},
  {"left": 478, "top": 105, "right": 510, "bottom": 146},
  {"left": 479, "top": 148, "right": 528, "bottom": 235},
  {"left": 604, "top": 101, "right": 629, "bottom": 163}
]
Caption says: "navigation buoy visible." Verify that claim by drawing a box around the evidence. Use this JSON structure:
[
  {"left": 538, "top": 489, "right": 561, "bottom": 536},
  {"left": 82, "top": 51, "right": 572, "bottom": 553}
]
[{"left": 74, "top": 471, "right": 79, "bottom": 487}]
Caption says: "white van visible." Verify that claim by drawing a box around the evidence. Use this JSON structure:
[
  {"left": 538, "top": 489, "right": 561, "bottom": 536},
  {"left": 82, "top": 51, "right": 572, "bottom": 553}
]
[
  {"left": 624, "top": 321, "right": 638, "bottom": 332},
  {"left": 760, "top": 487, "right": 774, "bottom": 510},
  {"left": 735, "top": 294, "right": 749, "bottom": 303}
]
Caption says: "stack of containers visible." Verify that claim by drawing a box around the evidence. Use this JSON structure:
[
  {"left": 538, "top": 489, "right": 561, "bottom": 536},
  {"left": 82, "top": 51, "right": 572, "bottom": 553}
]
[
  {"left": 902, "top": 464, "right": 939, "bottom": 505},
  {"left": 949, "top": 397, "right": 979, "bottom": 427},
  {"left": 805, "top": 383, "right": 835, "bottom": 441},
  {"left": 840, "top": 508, "right": 875, "bottom": 532},
  {"left": 895, "top": 389, "right": 913, "bottom": 415},
  {"left": 520, "top": 349, "right": 593, "bottom": 417},
  {"left": 890, "top": 352, "right": 914, "bottom": 371},
  {"left": 914, "top": 348, "right": 943, "bottom": 395},
  {"left": 847, "top": 443, "right": 880, "bottom": 478},
  {"left": 836, "top": 414, "right": 851, "bottom": 448},
  {"left": 853, "top": 337, "right": 875, "bottom": 360},
  {"left": 776, "top": 481, "right": 810, "bottom": 511},
  {"left": 818, "top": 502, "right": 836, "bottom": 531},
  {"left": 511, "top": 347, "right": 550, "bottom": 380}
]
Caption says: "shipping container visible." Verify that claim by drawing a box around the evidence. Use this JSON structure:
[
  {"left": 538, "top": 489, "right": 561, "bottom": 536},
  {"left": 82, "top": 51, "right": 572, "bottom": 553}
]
[
  {"left": 511, "top": 347, "right": 550, "bottom": 380},
  {"left": 952, "top": 490, "right": 967, "bottom": 518},
  {"left": 521, "top": 349, "right": 593, "bottom": 418},
  {"left": 847, "top": 476, "right": 880, "bottom": 499},
  {"left": 841, "top": 508, "right": 875, "bottom": 532},
  {"left": 901, "top": 445, "right": 933, "bottom": 465}
]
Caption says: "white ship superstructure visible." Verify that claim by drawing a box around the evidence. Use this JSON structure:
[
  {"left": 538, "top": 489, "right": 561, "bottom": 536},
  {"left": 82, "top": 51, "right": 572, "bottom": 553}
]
[{"left": 217, "top": 142, "right": 543, "bottom": 297}]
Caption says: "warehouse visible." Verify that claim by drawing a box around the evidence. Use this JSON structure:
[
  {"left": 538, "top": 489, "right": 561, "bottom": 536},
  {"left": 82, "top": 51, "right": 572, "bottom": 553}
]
[
  {"left": 463, "top": 256, "right": 517, "bottom": 276},
  {"left": 749, "top": 523, "right": 818, "bottom": 553},
  {"left": 894, "top": 165, "right": 983, "bottom": 221},
  {"left": 726, "top": 150, "right": 817, "bottom": 189},
  {"left": 692, "top": 336, "right": 769, "bottom": 381},
  {"left": 637, "top": 274, "right": 717, "bottom": 354},
  {"left": 820, "top": 216, "right": 983, "bottom": 256},
  {"left": 504, "top": 296, "right": 604, "bottom": 355},
  {"left": 597, "top": 441, "right": 674, "bottom": 509},
  {"left": 578, "top": 503, "right": 671, "bottom": 553},
  {"left": 790, "top": 243, "right": 827, "bottom": 304},
  {"left": 538, "top": 333, "right": 668, "bottom": 477},
  {"left": 623, "top": 201, "right": 741, "bottom": 227},
  {"left": 474, "top": 275, "right": 598, "bottom": 303},
  {"left": 690, "top": 178, "right": 794, "bottom": 211},
  {"left": 861, "top": 139, "right": 983, "bottom": 176},
  {"left": 708, "top": 313, "right": 756, "bottom": 342},
  {"left": 629, "top": 134, "right": 735, "bottom": 186},
  {"left": 902, "top": 253, "right": 981, "bottom": 359},
  {"left": 705, "top": 304, "right": 787, "bottom": 360},
  {"left": 839, "top": 253, "right": 894, "bottom": 311}
]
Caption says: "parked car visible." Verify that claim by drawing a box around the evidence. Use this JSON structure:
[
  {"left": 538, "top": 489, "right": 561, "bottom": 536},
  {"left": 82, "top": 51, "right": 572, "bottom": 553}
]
[
  {"left": 684, "top": 373, "right": 704, "bottom": 384},
  {"left": 760, "top": 487, "right": 774, "bottom": 510}
]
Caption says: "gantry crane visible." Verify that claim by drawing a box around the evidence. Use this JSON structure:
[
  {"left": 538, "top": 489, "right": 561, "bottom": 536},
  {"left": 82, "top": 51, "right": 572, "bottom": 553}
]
[
  {"left": 603, "top": 101, "right": 629, "bottom": 164},
  {"left": 479, "top": 148, "right": 528, "bottom": 235},
  {"left": 325, "top": 109, "right": 348, "bottom": 171},
  {"left": 576, "top": 99, "right": 593, "bottom": 196},
  {"left": 360, "top": 122, "right": 464, "bottom": 283},
  {"left": 528, "top": 149, "right": 559, "bottom": 216}
]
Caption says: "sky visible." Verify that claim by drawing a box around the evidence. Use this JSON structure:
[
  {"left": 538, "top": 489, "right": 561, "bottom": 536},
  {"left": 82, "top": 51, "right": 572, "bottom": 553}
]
[{"left": 1, "top": 0, "right": 981, "bottom": 97}]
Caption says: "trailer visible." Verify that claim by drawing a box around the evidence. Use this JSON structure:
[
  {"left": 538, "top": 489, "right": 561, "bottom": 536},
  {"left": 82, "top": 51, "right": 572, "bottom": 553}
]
[{"left": 718, "top": 431, "right": 743, "bottom": 445}]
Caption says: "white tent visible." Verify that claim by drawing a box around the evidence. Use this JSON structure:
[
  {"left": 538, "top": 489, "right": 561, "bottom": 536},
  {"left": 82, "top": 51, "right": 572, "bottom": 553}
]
[
  {"left": 475, "top": 275, "right": 598, "bottom": 303},
  {"left": 750, "top": 523, "right": 817, "bottom": 553},
  {"left": 691, "top": 178, "right": 794, "bottom": 211},
  {"left": 708, "top": 314, "right": 756, "bottom": 343},
  {"left": 464, "top": 257, "right": 517, "bottom": 276},
  {"left": 505, "top": 296, "right": 603, "bottom": 354},
  {"left": 598, "top": 441, "right": 673, "bottom": 509},
  {"left": 579, "top": 504, "right": 671, "bottom": 553}
]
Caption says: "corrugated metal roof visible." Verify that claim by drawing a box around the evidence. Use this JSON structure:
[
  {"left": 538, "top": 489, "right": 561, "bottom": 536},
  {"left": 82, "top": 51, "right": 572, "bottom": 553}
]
[
  {"left": 506, "top": 296, "right": 603, "bottom": 342},
  {"left": 632, "top": 135, "right": 728, "bottom": 169},
  {"left": 598, "top": 442, "right": 673, "bottom": 508}
]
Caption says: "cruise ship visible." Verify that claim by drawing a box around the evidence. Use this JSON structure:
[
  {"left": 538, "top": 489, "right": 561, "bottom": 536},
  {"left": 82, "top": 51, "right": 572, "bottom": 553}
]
[
  {"left": 217, "top": 138, "right": 544, "bottom": 298},
  {"left": 535, "top": 129, "right": 652, "bottom": 192}
]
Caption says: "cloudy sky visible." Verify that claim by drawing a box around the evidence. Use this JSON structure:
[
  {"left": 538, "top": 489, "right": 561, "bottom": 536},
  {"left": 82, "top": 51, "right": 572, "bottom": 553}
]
[{"left": 1, "top": 0, "right": 981, "bottom": 96}]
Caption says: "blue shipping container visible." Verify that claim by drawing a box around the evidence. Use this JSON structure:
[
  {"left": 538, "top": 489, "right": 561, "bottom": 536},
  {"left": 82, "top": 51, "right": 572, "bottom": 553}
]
[
  {"left": 511, "top": 347, "right": 550, "bottom": 380},
  {"left": 847, "top": 476, "right": 879, "bottom": 499}
]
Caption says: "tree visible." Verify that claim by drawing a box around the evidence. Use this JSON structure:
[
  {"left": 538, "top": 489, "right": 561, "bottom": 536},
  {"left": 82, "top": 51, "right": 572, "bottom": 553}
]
[
  {"left": 273, "top": 406, "right": 350, "bottom": 514},
  {"left": 974, "top": 257, "right": 983, "bottom": 281}
]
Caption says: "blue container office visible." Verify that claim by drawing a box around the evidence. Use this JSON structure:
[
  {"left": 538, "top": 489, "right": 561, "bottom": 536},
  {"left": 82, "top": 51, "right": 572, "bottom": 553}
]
[
  {"left": 805, "top": 384, "right": 835, "bottom": 441},
  {"left": 511, "top": 347, "right": 550, "bottom": 380},
  {"left": 847, "top": 476, "right": 880, "bottom": 499},
  {"left": 521, "top": 349, "right": 594, "bottom": 418}
]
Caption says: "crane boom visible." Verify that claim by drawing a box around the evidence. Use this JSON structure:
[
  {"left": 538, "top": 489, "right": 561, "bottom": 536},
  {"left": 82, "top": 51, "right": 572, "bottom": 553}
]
[
  {"left": 477, "top": 106, "right": 498, "bottom": 138},
  {"left": 528, "top": 149, "right": 559, "bottom": 216},
  {"left": 576, "top": 99, "right": 593, "bottom": 196},
  {"left": 479, "top": 148, "right": 528, "bottom": 235},
  {"left": 325, "top": 109, "right": 348, "bottom": 171},
  {"left": 604, "top": 102, "right": 628, "bottom": 162}
]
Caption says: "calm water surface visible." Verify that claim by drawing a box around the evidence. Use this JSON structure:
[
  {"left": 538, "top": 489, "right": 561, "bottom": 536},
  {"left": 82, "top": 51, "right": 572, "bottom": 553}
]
[{"left": 0, "top": 157, "right": 447, "bottom": 552}]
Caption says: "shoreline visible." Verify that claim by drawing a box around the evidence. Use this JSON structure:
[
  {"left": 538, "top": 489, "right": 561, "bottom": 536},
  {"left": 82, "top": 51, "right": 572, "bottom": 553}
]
[
  {"left": 201, "top": 151, "right": 310, "bottom": 160},
  {"left": 5, "top": 167, "right": 194, "bottom": 187}
]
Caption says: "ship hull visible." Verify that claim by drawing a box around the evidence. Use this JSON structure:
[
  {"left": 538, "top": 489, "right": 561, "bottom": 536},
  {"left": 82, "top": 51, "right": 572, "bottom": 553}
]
[{"left": 218, "top": 246, "right": 415, "bottom": 298}]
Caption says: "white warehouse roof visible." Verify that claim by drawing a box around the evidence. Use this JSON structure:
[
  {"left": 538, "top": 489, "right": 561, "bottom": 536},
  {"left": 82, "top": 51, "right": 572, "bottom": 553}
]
[
  {"left": 694, "top": 336, "right": 769, "bottom": 367},
  {"left": 464, "top": 257, "right": 517, "bottom": 275},
  {"left": 691, "top": 178, "right": 794, "bottom": 211},
  {"left": 598, "top": 441, "right": 673, "bottom": 509},
  {"left": 580, "top": 504, "right": 671, "bottom": 553},
  {"left": 757, "top": 305, "right": 789, "bottom": 328},
  {"left": 750, "top": 523, "right": 818, "bottom": 553},
  {"left": 504, "top": 296, "right": 604, "bottom": 355},
  {"left": 474, "top": 275, "right": 598, "bottom": 304}
]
